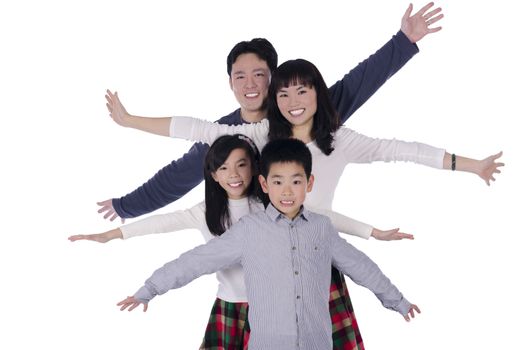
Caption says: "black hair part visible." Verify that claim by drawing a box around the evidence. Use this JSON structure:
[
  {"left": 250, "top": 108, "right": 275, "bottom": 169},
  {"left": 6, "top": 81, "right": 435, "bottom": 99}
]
[
  {"left": 266, "top": 59, "right": 339, "bottom": 155},
  {"left": 260, "top": 138, "right": 312, "bottom": 180},
  {"left": 226, "top": 38, "right": 278, "bottom": 76}
]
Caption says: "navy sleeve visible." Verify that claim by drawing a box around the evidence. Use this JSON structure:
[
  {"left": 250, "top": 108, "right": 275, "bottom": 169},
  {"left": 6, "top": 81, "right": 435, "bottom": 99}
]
[
  {"left": 113, "top": 110, "right": 243, "bottom": 218},
  {"left": 328, "top": 30, "right": 419, "bottom": 124}
]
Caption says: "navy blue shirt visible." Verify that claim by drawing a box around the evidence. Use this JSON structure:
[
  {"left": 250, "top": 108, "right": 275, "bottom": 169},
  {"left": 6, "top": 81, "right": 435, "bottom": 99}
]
[{"left": 113, "top": 31, "right": 418, "bottom": 218}]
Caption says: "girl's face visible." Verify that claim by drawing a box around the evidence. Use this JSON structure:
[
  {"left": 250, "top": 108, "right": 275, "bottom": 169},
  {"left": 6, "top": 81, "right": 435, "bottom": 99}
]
[
  {"left": 276, "top": 83, "right": 317, "bottom": 129},
  {"left": 212, "top": 148, "right": 254, "bottom": 200}
]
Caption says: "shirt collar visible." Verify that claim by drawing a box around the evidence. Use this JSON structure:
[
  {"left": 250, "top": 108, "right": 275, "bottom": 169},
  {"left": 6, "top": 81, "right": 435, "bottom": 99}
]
[{"left": 265, "top": 203, "right": 310, "bottom": 223}]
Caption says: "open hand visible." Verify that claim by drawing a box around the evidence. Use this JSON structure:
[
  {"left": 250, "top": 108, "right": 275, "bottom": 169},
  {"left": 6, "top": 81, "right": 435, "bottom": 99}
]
[
  {"left": 401, "top": 2, "right": 444, "bottom": 43},
  {"left": 117, "top": 296, "right": 148, "bottom": 312}
]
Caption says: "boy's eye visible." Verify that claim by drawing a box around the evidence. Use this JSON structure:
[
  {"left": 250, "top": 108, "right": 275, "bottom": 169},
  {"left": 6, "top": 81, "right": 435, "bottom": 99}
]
[
  {"left": 272, "top": 180, "right": 281, "bottom": 185},
  {"left": 293, "top": 180, "right": 302, "bottom": 185}
]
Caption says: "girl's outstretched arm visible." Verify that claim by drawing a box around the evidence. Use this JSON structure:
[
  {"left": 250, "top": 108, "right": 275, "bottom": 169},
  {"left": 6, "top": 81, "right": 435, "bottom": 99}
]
[
  {"left": 106, "top": 90, "right": 171, "bottom": 136},
  {"left": 443, "top": 151, "right": 504, "bottom": 186},
  {"left": 68, "top": 228, "right": 123, "bottom": 243},
  {"left": 308, "top": 206, "right": 413, "bottom": 241}
]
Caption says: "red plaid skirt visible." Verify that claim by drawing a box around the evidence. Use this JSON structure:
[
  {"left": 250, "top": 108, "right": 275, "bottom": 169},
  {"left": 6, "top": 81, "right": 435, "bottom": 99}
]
[{"left": 200, "top": 267, "right": 364, "bottom": 350}]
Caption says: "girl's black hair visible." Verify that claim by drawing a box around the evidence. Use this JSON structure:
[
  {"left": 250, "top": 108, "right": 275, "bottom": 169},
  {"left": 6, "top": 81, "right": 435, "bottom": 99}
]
[
  {"left": 204, "top": 134, "right": 267, "bottom": 236},
  {"left": 267, "top": 59, "right": 340, "bottom": 155}
]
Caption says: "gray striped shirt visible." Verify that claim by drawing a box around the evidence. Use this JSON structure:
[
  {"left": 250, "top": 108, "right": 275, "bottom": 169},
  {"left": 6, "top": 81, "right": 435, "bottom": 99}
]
[{"left": 135, "top": 205, "right": 410, "bottom": 350}]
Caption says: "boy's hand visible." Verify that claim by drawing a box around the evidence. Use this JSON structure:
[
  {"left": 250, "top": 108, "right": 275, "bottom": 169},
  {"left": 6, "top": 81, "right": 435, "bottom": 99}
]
[
  {"left": 403, "top": 304, "right": 421, "bottom": 322},
  {"left": 372, "top": 228, "right": 414, "bottom": 241},
  {"left": 117, "top": 296, "right": 148, "bottom": 312}
]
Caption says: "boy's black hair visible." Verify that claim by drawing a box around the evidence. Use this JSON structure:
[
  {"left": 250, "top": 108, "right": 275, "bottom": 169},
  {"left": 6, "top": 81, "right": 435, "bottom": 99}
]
[
  {"left": 260, "top": 138, "right": 312, "bottom": 179},
  {"left": 226, "top": 38, "right": 278, "bottom": 76}
]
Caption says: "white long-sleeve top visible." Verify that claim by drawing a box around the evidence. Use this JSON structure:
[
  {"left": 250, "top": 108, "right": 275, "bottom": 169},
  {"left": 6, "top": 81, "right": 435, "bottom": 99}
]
[
  {"left": 170, "top": 117, "right": 446, "bottom": 209},
  {"left": 120, "top": 197, "right": 373, "bottom": 302}
]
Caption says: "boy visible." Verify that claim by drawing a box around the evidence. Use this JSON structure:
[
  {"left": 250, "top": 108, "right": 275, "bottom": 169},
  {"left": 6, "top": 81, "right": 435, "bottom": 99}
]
[{"left": 118, "top": 139, "right": 420, "bottom": 350}]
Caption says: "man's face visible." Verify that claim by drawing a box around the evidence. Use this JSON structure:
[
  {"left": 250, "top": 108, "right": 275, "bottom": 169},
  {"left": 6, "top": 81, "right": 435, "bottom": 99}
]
[
  {"left": 229, "top": 53, "right": 271, "bottom": 118},
  {"left": 259, "top": 161, "right": 314, "bottom": 219}
]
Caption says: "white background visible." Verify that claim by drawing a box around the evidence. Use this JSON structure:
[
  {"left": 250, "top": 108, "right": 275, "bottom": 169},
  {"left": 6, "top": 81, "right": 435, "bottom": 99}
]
[{"left": 1, "top": 1, "right": 527, "bottom": 349}]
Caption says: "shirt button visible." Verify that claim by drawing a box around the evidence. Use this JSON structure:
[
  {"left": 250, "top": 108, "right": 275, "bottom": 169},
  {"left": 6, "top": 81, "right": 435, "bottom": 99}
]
[
  {"left": 292, "top": 246, "right": 296, "bottom": 250},
  {"left": 294, "top": 271, "right": 299, "bottom": 275},
  {"left": 296, "top": 295, "right": 300, "bottom": 299},
  {"left": 314, "top": 246, "right": 318, "bottom": 250}
]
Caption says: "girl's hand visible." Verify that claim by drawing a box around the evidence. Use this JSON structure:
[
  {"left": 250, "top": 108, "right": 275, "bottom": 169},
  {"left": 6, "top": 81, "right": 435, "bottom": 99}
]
[
  {"left": 403, "top": 304, "right": 421, "bottom": 322},
  {"left": 371, "top": 228, "right": 414, "bottom": 241},
  {"left": 68, "top": 228, "right": 122, "bottom": 243},
  {"left": 117, "top": 296, "right": 148, "bottom": 312}
]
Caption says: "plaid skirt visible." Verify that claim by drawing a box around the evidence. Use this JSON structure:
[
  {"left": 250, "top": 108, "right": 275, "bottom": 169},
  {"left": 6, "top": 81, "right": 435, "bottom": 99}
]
[{"left": 200, "top": 267, "right": 364, "bottom": 350}]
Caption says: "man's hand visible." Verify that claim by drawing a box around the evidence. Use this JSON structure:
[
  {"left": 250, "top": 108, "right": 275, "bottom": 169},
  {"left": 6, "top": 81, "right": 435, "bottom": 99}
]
[{"left": 401, "top": 2, "right": 444, "bottom": 43}]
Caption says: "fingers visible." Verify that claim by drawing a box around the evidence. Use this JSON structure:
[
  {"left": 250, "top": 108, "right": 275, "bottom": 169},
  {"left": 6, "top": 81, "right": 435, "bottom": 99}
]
[
  {"left": 110, "top": 213, "right": 118, "bottom": 222},
  {"left": 68, "top": 235, "right": 83, "bottom": 242},
  {"left": 143, "top": 303, "right": 148, "bottom": 312},
  {"left": 423, "top": 6, "right": 442, "bottom": 20},
  {"left": 417, "top": 2, "right": 435, "bottom": 16},
  {"left": 403, "top": 3, "right": 413, "bottom": 19},
  {"left": 398, "top": 232, "right": 415, "bottom": 240},
  {"left": 426, "top": 13, "right": 444, "bottom": 26}
]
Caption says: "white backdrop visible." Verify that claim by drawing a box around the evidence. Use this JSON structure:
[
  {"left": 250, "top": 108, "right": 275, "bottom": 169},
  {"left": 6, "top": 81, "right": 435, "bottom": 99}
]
[{"left": 1, "top": 1, "right": 527, "bottom": 349}]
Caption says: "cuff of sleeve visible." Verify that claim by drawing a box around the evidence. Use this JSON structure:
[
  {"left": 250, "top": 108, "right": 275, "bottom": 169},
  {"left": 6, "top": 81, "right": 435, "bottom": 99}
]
[
  {"left": 134, "top": 285, "right": 155, "bottom": 304},
  {"left": 395, "top": 297, "right": 412, "bottom": 316},
  {"left": 395, "top": 30, "right": 419, "bottom": 54}
]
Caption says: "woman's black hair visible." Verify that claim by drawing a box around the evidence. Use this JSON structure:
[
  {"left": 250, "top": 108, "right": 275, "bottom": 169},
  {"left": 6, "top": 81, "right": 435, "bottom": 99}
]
[
  {"left": 204, "top": 134, "right": 267, "bottom": 235},
  {"left": 267, "top": 59, "right": 340, "bottom": 155}
]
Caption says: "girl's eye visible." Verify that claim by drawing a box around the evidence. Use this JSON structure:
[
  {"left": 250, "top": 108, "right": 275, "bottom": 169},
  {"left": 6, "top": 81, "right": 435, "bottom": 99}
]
[
  {"left": 238, "top": 163, "right": 247, "bottom": 168},
  {"left": 218, "top": 166, "right": 227, "bottom": 171},
  {"left": 298, "top": 90, "right": 307, "bottom": 95},
  {"left": 278, "top": 93, "right": 287, "bottom": 98}
]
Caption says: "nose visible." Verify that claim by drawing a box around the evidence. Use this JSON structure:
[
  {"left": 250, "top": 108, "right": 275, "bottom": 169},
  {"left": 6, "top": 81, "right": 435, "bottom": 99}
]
[
  {"left": 282, "top": 184, "right": 293, "bottom": 196},
  {"left": 245, "top": 75, "right": 257, "bottom": 88}
]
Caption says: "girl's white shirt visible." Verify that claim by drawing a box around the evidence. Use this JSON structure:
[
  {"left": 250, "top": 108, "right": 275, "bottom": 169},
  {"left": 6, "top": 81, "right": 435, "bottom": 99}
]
[
  {"left": 120, "top": 196, "right": 372, "bottom": 302},
  {"left": 169, "top": 117, "right": 446, "bottom": 209}
]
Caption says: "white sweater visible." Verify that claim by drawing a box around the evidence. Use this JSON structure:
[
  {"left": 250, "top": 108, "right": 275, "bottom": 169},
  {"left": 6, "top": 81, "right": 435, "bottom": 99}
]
[
  {"left": 120, "top": 197, "right": 373, "bottom": 302},
  {"left": 170, "top": 117, "right": 446, "bottom": 209}
]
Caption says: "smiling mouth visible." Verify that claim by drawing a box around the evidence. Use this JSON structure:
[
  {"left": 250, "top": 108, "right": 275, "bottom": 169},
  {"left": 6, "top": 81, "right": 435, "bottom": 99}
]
[
  {"left": 289, "top": 108, "right": 305, "bottom": 116},
  {"left": 280, "top": 200, "right": 294, "bottom": 206},
  {"left": 228, "top": 181, "right": 243, "bottom": 188},
  {"left": 245, "top": 93, "right": 259, "bottom": 98}
]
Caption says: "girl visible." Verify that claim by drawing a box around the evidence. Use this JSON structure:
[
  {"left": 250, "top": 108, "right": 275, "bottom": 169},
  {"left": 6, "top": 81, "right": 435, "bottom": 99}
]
[
  {"left": 106, "top": 59, "right": 503, "bottom": 349},
  {"left": 70, "top": 134, "right": 412, "bottom": 349}
]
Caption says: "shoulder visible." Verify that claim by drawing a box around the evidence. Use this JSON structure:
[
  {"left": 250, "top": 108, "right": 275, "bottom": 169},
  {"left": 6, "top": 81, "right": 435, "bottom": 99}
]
[{"left": 217, "top": 109, "right": 242, "bottom": 124}]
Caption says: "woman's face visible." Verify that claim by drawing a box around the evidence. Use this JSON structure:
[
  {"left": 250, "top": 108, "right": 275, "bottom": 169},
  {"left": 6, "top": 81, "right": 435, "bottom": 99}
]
[
  {"left": 212, "top": 148, "right": 254, "bottom": 200},
  {"left": 276, "top": 83, "right": 317, "bottom": 130}
]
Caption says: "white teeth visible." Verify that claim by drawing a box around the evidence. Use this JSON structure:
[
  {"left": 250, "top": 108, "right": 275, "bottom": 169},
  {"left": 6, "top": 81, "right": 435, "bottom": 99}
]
[
  {"left": 228, "top": 182, "right": 243, "bottom": 188},
  {"left": 281, "top": 200, "right": 294, "bottom": 205},
  {"left": 245, "top": 93, "right": 259, "bottom": 98},
  {"left": 289, "top": 109, "right": 304, "bottom": 116}
]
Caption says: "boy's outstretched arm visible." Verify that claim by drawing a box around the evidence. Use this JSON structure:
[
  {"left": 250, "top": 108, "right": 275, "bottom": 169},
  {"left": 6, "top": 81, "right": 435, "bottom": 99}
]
[
  {"left": 106, "top": 90, "right": 171, "bottom": 136},
  {"left": 117, "top": 296, "right": 148, "bottom": 312},
  {"left": 443, "top": 151, "right": 504, "bottom": 186}
]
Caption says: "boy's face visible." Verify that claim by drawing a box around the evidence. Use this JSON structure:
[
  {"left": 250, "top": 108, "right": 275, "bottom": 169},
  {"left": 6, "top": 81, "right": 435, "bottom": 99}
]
[
  {"left": 229, "top": 53, "right": 271, "bottom": 119},
  {"left": 259, "top": 161, "right": 314, "bottom": 219}
]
